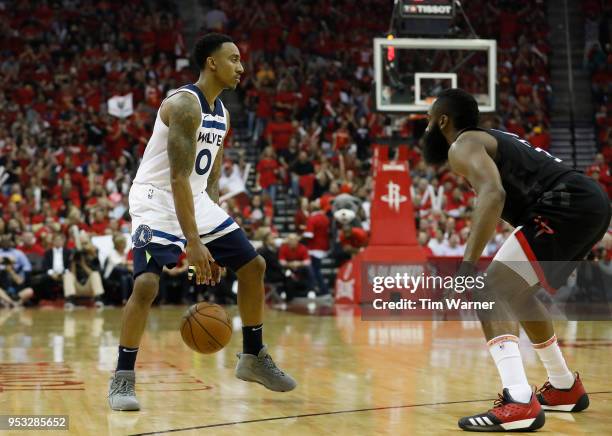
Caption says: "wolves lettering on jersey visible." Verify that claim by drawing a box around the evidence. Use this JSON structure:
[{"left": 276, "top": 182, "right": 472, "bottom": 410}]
[
  {"left": 197, "top": 130, "right": 224, "bottom": 147},
  {"left": 133, "top": 84, "right": 227, "bottom": 194}
]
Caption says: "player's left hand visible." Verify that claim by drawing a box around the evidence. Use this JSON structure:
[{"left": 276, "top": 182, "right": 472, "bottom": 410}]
[
  {"left": 210, "top": 262, "right": 224, "bottom": 284},
  {"left": 189, "top": 262, "right": 224, "bottom": 285}
]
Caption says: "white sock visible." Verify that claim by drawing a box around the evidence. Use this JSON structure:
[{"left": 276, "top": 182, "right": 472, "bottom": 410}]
[
  {"left": 533, "top": 334, "right": 574, "bottom": 389},
  {"left": 488, "top": 335, "right": 532, "bottom": 403}
]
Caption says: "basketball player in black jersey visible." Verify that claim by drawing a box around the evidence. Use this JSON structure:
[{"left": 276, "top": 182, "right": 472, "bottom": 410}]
[{"left": 422, "top": 89, "right": 611, "bottom": 432}]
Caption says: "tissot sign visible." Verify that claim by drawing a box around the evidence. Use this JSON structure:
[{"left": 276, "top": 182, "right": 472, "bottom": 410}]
[{"left": 400, "top": 0, "right": 455, "bottom": 18}]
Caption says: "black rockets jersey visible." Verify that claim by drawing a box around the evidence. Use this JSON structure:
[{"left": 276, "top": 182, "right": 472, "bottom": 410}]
[{"left": 457, "top": 127, "right": 579, "bottom": 226}]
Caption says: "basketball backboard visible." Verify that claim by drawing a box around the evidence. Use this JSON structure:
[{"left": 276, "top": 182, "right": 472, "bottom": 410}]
[{"left": 374, "top": 38, "right": 497, "bottom": 112}]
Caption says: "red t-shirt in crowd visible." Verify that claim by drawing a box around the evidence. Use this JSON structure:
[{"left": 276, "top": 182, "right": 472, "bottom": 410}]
[
  {"left": 265, "top": 121, "right": 295, "bottom": 151},
  {"left": 256, "top": 158, "right": 279, "bottom": 188},
  {"left": 340, "top": 227, "right": 368, "bottom": 248},
  {"left": 90, "top": 219, "right": 109, "bottom": 235},
  {"left": 278, "top": 243, "right": 309, "bottom": 262},
  {"left": 17, "top": 243, "right": 46, "bottom": 257},
  {"left": 304, "top": 212, "right": 330, "bottom": 251}
]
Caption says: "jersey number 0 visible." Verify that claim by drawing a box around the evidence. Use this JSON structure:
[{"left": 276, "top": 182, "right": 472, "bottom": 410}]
[{"left": 195, "top": 149, "right": 212, "bottom": 175}]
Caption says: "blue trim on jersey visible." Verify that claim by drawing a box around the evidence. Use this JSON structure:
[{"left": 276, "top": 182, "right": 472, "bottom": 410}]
[
  {"left": 184, "top": 84, "right": 209, "bottom": 113},
  {"left": 202, "top": 120, "right": 226, "bottom": 130},
  {"left": 184, "top": 84, "right": 223, "bottom": 115},
  {"left": 152, "top": 229, "right": 187, "bottom": 245},
  {"left": 200, "top": 217, "right": 235, "bottom": 237},
  {"left": 169, "top": 84, "right": 224, "bottom": 117},
  {"left": 212, "top": 99, "right": 224, "bottom": 116}
]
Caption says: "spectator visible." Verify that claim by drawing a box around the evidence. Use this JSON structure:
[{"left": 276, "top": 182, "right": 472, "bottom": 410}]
[
  {"left": 303, "top": 199, "right": 331, "bottom": 295},
  {"left": 418, "top": 231, "right": 434, "bottom": 257},
  {"left": 428, "top": 229, "right": 446, "bottom": 257},
  {"left": 63, "top": 234, "right": 105, "bottom": 309},
  {"left": 439, "top": 234, "right": 466, "bottom": 257},
  {"left": 265, "top": 111, "right": 295, "bottom": 152},
  {"left": 289, "top": 151, "right": 315, "bottom": 198},
  {"left": 527, "top": 125, "right": 551, "bottom": 151},
  {"left": 0, "top": 234, "right": 34, "bottom": 307},
  {"left": 334, "top": 222, "right": 369, "bottom": 266},
  {"left": 103, "top": 234, "right": 133, "bottom": 305},
  {"left": 219, "top": 160, "right": 247, "bottom": 198},
  {"left": 255, "top": 147, "right": 280, "bottom": 202},
  {"left": 243, "top": 195, "right": 267, "bottom": 229},
  {"left": 294, "top": 197, "right": 310, "bottom": 234},
  {"left": 278, "top": 233, "right": 314, "bottom": 300},
  {"left": 257, "top": 232, "right": 285, "bottom": 292},
  {"left": 204, "top": 6, "right": 228, "bottom": 32},
  {"left": 42, "top": 233, "right": 72, "bottom": 300},
  {"left": 16, "top": 231, "right": 46, "bottom": 277},
  {"left": 278, "top": 138, "right": 300, "bottom": 171}
]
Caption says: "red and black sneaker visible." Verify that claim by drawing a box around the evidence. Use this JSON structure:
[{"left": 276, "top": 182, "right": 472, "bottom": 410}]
[
  {"left": 537, "top": 372, "right": 589, "bottom": 412},
  {"left": 458, "top": 389, "right": 545, "bottom": 432}
]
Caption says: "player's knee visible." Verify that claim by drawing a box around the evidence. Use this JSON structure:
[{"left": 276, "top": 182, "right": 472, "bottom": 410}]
[
  {"left": 133, "top": 273, "right": 159, "bottom": 303},
  {"left": 237, "top": 255, "right": 266, "bottom": 281}
]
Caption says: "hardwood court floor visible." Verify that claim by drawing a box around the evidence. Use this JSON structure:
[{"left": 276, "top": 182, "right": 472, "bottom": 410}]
[{"left": 0, "top": 306, "right": 611, "bottom": 435}]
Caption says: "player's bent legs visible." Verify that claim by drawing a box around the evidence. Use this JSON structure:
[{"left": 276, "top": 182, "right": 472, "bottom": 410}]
[
  {"left": 476, "top": 261, "right": 527, "bottom": 341},
  {"left": 501, "top": 281, "right": 588, "bottom": 410},
  {"left": 233, "top": 254, "right": 297, "bottom": 392},
  {"left": 109, "top": 272, "right": 160, "bottom": 411},
  {"left": 119, "top": 272, "right": 160, "bottom": 348},
  {"left": 505, "top": 285, "right": 554, "bottom": 343},
  {"left": 459, "top": 261, "right": 545, "bottom": 432},
  {"left": 505, "top": 282, "right": 586, "bottom": 410}
]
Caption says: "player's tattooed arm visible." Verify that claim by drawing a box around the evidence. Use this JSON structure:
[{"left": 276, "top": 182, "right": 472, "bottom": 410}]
[
  {"left": 448, "top": 137, "right": 506, "bottom": 263},
  {"left": 206, "top": 110, "right": 230, "bottom": 203},
  {"left": 165, "top": 93, "right": 201, "bottom": 243},
  {"left": 206, "top": 145, "right": 222, "bottom": 203}
]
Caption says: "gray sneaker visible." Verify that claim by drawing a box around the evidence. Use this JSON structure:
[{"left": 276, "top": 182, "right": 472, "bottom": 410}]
[
  {"left": 108, "top": 370, "right": 140, "bottom": 411},
  {"left": 235, "top": 346, "right": 296, "bottom": 392}
]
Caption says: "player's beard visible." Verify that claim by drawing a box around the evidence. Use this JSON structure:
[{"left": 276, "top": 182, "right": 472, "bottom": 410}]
[{"left": 422, "top": 123, "right": 451, "bottom": 165}]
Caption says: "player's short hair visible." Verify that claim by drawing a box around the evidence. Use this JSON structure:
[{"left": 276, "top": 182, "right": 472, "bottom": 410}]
[
  {"left": 434, "top": 88, "right": 479, "bottom": 130},
  {"left": 192, "top": 33, "right": 234, "bottom": 71}
]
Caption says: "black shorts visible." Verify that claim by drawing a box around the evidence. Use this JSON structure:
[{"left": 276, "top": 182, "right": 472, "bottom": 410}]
[
  {"left": 133, "top": 228, "right": 259, "bottom": 278},
  {"left": 513, "top": 172, "right": 611, "bottom": 288}
]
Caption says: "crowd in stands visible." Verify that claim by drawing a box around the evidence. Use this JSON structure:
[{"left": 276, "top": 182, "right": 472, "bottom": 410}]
[
  {"left": 0, "top": 0, "right": 204, "bottom": 307},
  {"left": 0, "top": 0, "right": 609, "bottom": 307},
  {"left": 583, "top": 0, "right": 612, "bottom": 198}
]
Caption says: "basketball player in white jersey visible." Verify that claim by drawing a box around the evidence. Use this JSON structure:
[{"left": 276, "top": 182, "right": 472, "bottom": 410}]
[{"left": 108, "top": 34, "right": 296, "bottom": 411}]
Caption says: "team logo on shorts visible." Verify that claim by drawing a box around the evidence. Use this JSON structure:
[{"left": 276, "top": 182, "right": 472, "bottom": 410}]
[{"left": 133, "top": 225, "right": 153, "bottom": 248}]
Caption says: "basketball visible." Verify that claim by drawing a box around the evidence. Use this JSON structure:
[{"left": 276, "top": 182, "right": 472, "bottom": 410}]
[{"left": 180, "top": 303, "right": 232, "bottom": 354}]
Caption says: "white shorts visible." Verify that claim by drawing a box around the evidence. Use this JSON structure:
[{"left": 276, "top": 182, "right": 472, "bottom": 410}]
[{"left": 129, "top": 182, "right": 239, "bottom": 249}]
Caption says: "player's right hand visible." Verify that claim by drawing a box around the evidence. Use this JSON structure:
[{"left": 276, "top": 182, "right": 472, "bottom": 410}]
[{"left": 185, "top": 240, "right": 215, "bottom": 285}]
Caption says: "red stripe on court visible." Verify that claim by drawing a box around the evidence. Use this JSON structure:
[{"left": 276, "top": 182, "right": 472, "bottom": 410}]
[{"left": 514, "top": 230, "right": 555, "bottom": 293}]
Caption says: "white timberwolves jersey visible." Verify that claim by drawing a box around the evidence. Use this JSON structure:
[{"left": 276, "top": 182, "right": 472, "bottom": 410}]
[
  {"left": 129, "top": 84, "right": 238, "bottom": 249},
  {"left": 133, "top": 84, "right": 228, "bottom": 194}
]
